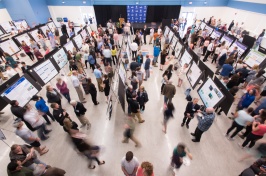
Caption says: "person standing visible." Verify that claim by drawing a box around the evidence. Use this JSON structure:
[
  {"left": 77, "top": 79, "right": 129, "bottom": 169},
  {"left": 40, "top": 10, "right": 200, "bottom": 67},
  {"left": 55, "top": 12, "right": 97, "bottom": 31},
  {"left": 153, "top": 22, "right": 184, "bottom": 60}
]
[
  {"left": 87, "top": 78, "right": 99, "bottom": 105},
  {"left": 137, "top": 86, "right": 149, "bottom": 113},
  {"left": 215, "top": 50, "right": 229, "bottom": 75},
  {"left": 149, "top": 28, "right": 154, "bottom": 44},
  {"left": 162, "top": 80, "right": 176, "bottom": 104},
  {"left": 191, "top": 107, "right": 215, "bottom": 142},
  {"left": 102, "top": 46, "right": 112, "bottom": 66},
  {"left": 77, "top": 68, "right": 89, "bottom": 94},
  {"left": 130, "top": 40, "right": 138, "bottom": 59},
  {"left": 33, "top": 48, "right": 44, "bottom": 61},
  {"left": 70, "top": 100, "right": 91, "bottom": 130},
  {"left": 203, "top": 40, "right": 214, "bottom": 62},
  {"left": 56, "top": 78, "right": 71, "bottom": 103},
  {"left": 88, "top": 51, "right": 96, "bottom": 72},
  {"left": 143, "top": 25, "right": 148, "bottom": 45},
  {"left": 128, "top": 93, "right": 145, "bottom": 123},
  {"left": 162, "top": 102, "right": 175, "bottom": 133},
  {"left": 13, "top": 119, "right": 49, "bottom": 155},
  {"left": 160, "top": 49, "right": 168, "bottom": 71},
  {"left": 71, "top": 71, "right": 86, "bottom": 103},
  {"left": 164, "top": 34, "right": 170, "bottom": 50},
  {"left": 144, "top": 55, "right": 151, "bottom": 81},
  {"left": 152, "top": 44, "right": 160, "bottom": 67},
  {"left": 21, "top": 41, "right": 35, "bottom": 61},
  {"left": 111, "top": 45, "right": 118, "bottom": 65},
  {"left": 219, "top": 61, "right": 234, "bottom": 79},
  {"left": 136, "top": 67, "right": 144, "bottom": 87},
  {"left": 181, "top": 98, "right": 200, "bottom": 129},
  {"left": 94, "top": 64, "right": 104, "bottom": 92},
  {"left": 50, "top": 103, "right": 70, "bottom": 126},
  {"left": 177, "top": 63, "right": 189, "bottom": 87},
  {"left": 228, "top": 20, "right": 234, "bottom": 31},
  {"left": 46, "top": 85, "right": 62, "bottom": 107},
  {"left": 121, "top": 151, "right": 139, "bottom": 176},
  {"left": 61, "top": 22, "right": 68, "bottom": 38},
  {"left": 225, "top": 107, "right": 254, "bottom": 140},
  {"left": 237, "top": 89, "right": 256, "bottom": 111},
  {"left": 31, "top": 95, "right": 55, "bottom": 125},
  {"left": 126, "top": 85, "right": 135, "bottom": 115}
]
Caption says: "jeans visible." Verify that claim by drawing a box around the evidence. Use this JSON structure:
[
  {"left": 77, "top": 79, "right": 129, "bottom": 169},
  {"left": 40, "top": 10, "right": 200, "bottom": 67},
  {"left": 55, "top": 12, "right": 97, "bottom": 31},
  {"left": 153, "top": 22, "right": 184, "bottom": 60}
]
[
  {"left": 164, "top": 96, "right": 172, "bottom": 104},
  {"left": 194, "top": 127, "right": 204, "bottom": 142},
  {"left": 28, "top": 158, "right": 47, "bottom": 170},
  {"left": 153, "top": 56, "right": 158, "bottom": 64},
  {"left": 226, "top": 121, "right": 244, "bottom": 138},
  {"left": 145, "top": 69, "right": 150, "bottom": 79},
  {"left": 62, "top": 92, "right": 71, "bottom": 103},
  {"left": 36, "top": 123, "right": 50, "bottom": 140}
]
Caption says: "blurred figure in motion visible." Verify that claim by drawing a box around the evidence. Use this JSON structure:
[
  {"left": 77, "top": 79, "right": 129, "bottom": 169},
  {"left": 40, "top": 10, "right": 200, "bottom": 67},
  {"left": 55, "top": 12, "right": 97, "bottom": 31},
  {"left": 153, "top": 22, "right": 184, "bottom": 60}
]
[
  {"left": 239, "top": 156, "right": 266, "bottom": 176},
  {"left": 162, "top": 102, "right": 175, "bottom": 133},
  {"left": 122, "top": 115, "right": 141, "bottom": 147}
]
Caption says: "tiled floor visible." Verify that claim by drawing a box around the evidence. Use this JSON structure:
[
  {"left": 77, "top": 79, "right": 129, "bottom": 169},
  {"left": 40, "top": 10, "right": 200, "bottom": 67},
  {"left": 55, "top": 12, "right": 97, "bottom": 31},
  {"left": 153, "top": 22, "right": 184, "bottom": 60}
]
[{"left": 0, "top": 34, "right": 261, "bottom": 176}]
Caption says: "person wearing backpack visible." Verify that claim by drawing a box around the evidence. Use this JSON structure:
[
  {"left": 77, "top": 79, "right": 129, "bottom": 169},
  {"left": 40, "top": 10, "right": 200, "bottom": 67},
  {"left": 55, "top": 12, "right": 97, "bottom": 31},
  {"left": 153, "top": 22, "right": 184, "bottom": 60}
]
[
  {"left": 88, "top": 51, "right": 96, "bottom": 72},
  {"left": 137, "top": 86, "right": 149, "bottom": 113},
  {"left": 70, "top": 100, "right": 91, "bottom": 130}
]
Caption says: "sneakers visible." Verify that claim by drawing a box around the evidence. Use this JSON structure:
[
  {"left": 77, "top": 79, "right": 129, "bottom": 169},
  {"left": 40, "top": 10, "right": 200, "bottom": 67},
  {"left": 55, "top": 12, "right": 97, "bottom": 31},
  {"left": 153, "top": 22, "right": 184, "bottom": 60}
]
[
  {"left": 181, "top": 123, "right": 184, "bottom": 127},
  {"left": 139, "top": 120, "right": 145, "bottom": 123},
  {"left": 224, "top": 133, "right": 229, "bottom": 137},
  {"left": 186, "top": 124, "right": 189, "bottom": 129},
  {"left": 227, "top": 137, "right": 235, "bottom": 141},
  {"left": 238, "top": 143, "right": 244, "bottom": 149}
]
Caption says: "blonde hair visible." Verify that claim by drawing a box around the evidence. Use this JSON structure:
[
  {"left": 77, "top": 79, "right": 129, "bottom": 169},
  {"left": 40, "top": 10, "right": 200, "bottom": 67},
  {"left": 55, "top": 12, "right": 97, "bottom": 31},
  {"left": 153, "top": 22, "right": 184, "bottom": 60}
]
[
  {"left": 140, "top": 86, "right": 145, "bottom": 91},
  {"left": 63, "top": 118, "right": 72, "bottom": 131},
  {"left": 46, "top": 85, "right": 51, "bottom": 90},
  {"left": 141, "top": 162, "right": 153, "bottom": 176},
  {"left": 252, "top": 64, "right": 259, "bottom": 71}
]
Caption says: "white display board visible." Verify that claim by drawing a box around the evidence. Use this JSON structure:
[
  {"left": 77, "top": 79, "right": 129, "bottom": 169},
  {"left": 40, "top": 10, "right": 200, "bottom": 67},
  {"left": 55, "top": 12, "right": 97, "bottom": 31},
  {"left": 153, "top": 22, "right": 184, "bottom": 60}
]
[
  {"left": 13, "top": 20, "right": 28, "bottom": 30},
  {"left": 64, "top": 40, "right": 76, "bottom": 53},
  {"left": 204, "top": 25, "right": 213, "bottom": 36},
  {"left": 179, "top": 50, "right": 192, "bottom": 67},
  {"left": 198, "top": 78, "right": 225, "bottom": 108},
  {"left": 33, "top": 60, "right": 58, "bottom": 84},
  {"left": 229, "top": 40, "right": 248, "bottom": 57},
  {"left": 243, "top": 49, "right": 266, "bottom": 68},
  {"left": 0, "top": 21, "right": 15, "bottom": 33},
  {"left": 28, "top": 29, "right": 40, "bottom": 43},
  {"left": 170, "top": 36, "right": 178, "bottom": 49},
  {"left": 0, "top": 39, "right": 20, "bottom": 55},
  {"left": 80, "top": 29, "right": 87, "bottom": 39},
  {"left": 74, "top": 27, "right": 81, "bottom": 35},
  {"left": 53, "top": 48, "right": 68, "bottom": 69},
  {"left": 187, "top": 61, "right": 202, "bottom": 89},
  {"left": 200, "top": 22, "right": 206, "bottom": 30},
  {"left": 1, "top": 77, "right": 38, "bottom": 107},
  {"left": 0, "top": 28, "right": 4, "bottom": 36},
  {"left": 210, "top": 30, "right": 222, "bottom": 39},
  {"left": 87, "top": 25, "right": 92, "bottom": 35},
  {"left": 73, "top": 34, "right": 83, "bottom": 49},
  {"left": 168, "top": 30, "right": 174, "bottom": 42},
  {"left": 175, "top": 41, "right": 182, "bottom": 59},
  {"left": 40, "top": 25, "right": 50, "bottom": 37},
  {"left": 164, "top": 26, "right": 170, "bottom": 37},
  {"left": 119, "top": 62, "right": 126, "bottom": 85},
  {"left": 220, "top": 35, "right": 234, "bottom": 47},
  {"left": 15, "top": 33, "right": 32, "bottom": 46},
  {"left": 47, "top": 21, "right": 57, "bottom": 32}
]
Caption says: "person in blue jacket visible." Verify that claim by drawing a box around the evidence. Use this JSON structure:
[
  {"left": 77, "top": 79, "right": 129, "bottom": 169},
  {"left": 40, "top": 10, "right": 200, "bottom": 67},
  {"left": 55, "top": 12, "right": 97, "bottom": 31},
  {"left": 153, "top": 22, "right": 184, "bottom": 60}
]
[
  {"left": 153, "top": 44, "right": 160, "bottom": 67},
  {"left": 237, "top": 89, "right": 256, "bottom": 111},
  {"left": 220, "top": 61, "right": 234, "bottom": 78},
  {"left": 31, "top": 95, "right": 55, "bottom": 125}
]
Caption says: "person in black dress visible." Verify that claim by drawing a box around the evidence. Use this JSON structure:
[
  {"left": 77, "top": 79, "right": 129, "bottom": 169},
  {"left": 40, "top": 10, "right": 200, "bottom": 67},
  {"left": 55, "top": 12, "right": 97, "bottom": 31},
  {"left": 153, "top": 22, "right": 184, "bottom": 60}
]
[
  {"left": 103, "top": 74, "right": 110, "bottom": 102},
  {"left": 87, "top": 78, "right": 99, "bottom": 105},
  {"left": 160, "top": 49, "right": 168, "bottom": 71}
]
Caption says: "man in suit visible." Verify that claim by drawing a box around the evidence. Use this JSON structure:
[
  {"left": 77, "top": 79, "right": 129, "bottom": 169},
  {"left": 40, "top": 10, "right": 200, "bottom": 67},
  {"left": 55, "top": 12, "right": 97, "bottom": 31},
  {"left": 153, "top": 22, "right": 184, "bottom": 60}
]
[
  {"left": 143, "top": 25, "right": 148, "bottom": 45},
  {"left": 162, "top": 80, "right": 176, "bottom": 104},
  {"left": 181, "top": 98, "right": 200, "bottom": 129},
  {"left": 21, "top": 62, "right": 31, "bottom": 73},
  {"left": 70, "top": 100, "right": 91, "bottom": 130}
]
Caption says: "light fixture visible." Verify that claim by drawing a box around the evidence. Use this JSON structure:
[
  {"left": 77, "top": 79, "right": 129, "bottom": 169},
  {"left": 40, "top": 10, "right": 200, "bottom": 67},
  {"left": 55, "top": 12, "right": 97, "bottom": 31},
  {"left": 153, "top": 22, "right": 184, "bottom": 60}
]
[
  {"left": 62, "top": 1, "right": 65, "bottom": 4},
  {"left": 204, "top": 1, "right": 207, "bottom": 4},
  {"left": 189, "top": 2, "right": 192, "bottom": 5},
  {"left": 83, "top": 1, "right": 86, "bottom": 4},
  {"left": 136, "top": 2, "right": 139, "bottom": 4}
]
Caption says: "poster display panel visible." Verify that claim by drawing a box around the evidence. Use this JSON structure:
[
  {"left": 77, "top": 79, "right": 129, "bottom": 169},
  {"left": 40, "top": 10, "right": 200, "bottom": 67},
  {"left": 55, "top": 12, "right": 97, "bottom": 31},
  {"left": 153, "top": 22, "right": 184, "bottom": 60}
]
[
  {"left": 64, "top": 40, "right": 76, "bottom": 53},
  {"left": 204, "top": 25, "right": 213, "bottom": 36},
  {"left": 229, "top": 40, "right": 248, "bottom": 57},
  {"left": 47, "top": 21, "right": 57, "bottom": 31},
  {"left": 186, "top": 61, "right": 202, "bottom": 89},
  {"left": 210, "top": 30, "right": 222, "bottom": 40},
  {"left": 198, "top": 78, "right": 225, "bottom": 108},
  {"left": 179, "top": 50, "right": 192, "bottom": 67},
  {"left": 0, "top": 28, "right": 4, "bottom": 36},
  {"left": 1, "top": 76, "right": 38, "bottom": 107},
  {"left": 164, "top": 26, "right": 170, "bottom": 37},
  {"left": 33, "top": 60, "right": 58, "bottom": 84},
  {"left": 220, "top": 35, "right": 234, "bottom": 47},
  {"left": 170, "top": 36, "right": 178, "bottom": 49},
  {"left": 52, "top": 48, "right": 68, "bottom": 69},
  {"left": 80, "top": 29, "right": 87, "bottom": 39},
  {"left": 0, "top": 21, "right": 15, "bottom": 33},
  {"left": 13, "top": 20, "right": 28, "bottom": 30},
  {"left": 74, "top": 27, "right": 81, "bottom": 35},
  {"left": 15, "top": 33, "right": 32, "bottom": 46},
  {"left": 243, "top": 50, "right": 266, "bottom": 68},
  {"left": 40, "top": 25, "right": 50, "bottom": 37},
  {"left": 168, "top": 30, "right": 174, "bottom": 42},
  {"left": 87, "top": 25, "right": 92, "bottom": 35},
  {"left": 200, "top": 22, "right": 206, "bottom": 30},
  {"left": 0, "top": 39, "right": 21, "bottom": 56},
  {"left": 175, "top": 41, "right": 183, "bottom": 59},
  {"left": 73, "top": 34, "right": 83, "bottom": 49},
  {"left": 28, "top": 29, "right": 40, "bottom": 43}
]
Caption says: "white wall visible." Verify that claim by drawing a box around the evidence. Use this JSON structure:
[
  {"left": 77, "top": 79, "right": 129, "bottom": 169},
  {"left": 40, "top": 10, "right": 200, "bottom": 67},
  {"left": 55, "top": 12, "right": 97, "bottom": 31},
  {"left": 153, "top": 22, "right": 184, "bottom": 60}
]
[
  {"left": 181, "top": 6, "right": 266, "bottom": 36},
  {"left": 0, "top": 9, "right": 12, "bottom": 23},
  {"left": 48, "top": 6, "right": 96, "bottom": 26}
]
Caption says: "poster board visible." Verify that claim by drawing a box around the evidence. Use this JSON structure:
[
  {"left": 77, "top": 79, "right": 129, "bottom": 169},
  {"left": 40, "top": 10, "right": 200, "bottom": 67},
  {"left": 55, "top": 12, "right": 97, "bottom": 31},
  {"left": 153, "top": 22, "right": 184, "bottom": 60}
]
[
  {"left": 80, "top": 29, "right": 87, "bottom": 39},
  {"left": 0, "top": 74, "right": 41, "bottom": 107},
  {"left": 186, "top": 61, "right": 203, "bottom": 89},
  {"left": 30, "top": 59, "right": 59, "bottom": 86},
  {"left": 119, "top": 62, "right": 127, "bottom": 85},
  {"left": 229, "top": 40, "right": 248, "bottom": 58},
  {"left": 74, "top": 27, "right": 81, "bottom": 35},
  {"left": 210, "top": 30, "right": 223, "bottom": 40},
  {"left": 0, "top": 27, "right": 4, "bottom": 36},
  {"left": 0, "top": 21, "right": 15, "bottom": 33},
  {"left": 13, "top": 20, "right": 28, "bottom": 30},
  {"left": 197, "top": 77, "right": 225, "bottom": 108},
  {"left": 179, "top": 49, "right": 192, "bottom": 67},
  {"left": 220, "top": 34, "right": 234, "bottom": 47},
  {"left": 51, "top": 48, "right": 68, "bottom": 69},
  {"left": 164, "top": 26, "right": 170, "bottom": 37},
  {"left": 64, "top": 40, "right": 76, "bottom": 53},
  {"left": 46, "top": 21, "right": 57, "bottom": 32},
  {"left": 243, "top": 49, "right": 266, "bottom": 68},
  {"left": 73, "top": 34, "right": 83, "bottom": 49},
  {"left": 170, "top": 36, "right": 178, "bottom": 49},
  {"left": 175, "top": 41, "right": 183, "bottom": 59},
  {"left": 40, "top": 25, "right": 50, "bottom": 37},
  {"left": 204, "top": 25, "right": 214, "bottom": 36},
  {"left": 86, "top": 25, "right": 92, "bottom": 35},
  {"left": 14, "top": 33, "right": 33, "bottom": 46},
  {"left": 198, "top": 60, "right": 214, "bottom": 80},
  {"left": 28, "top": 29, "right": 40, "bottom": 43},
  {"left": 0, "top": 39, "right": 21, "bottom": 56},
  {"left": 200, "top": 22, "right": 206, "bottom": 30},
  {"left": 168, "top": 30, "right": 174, "bottom": 42}
]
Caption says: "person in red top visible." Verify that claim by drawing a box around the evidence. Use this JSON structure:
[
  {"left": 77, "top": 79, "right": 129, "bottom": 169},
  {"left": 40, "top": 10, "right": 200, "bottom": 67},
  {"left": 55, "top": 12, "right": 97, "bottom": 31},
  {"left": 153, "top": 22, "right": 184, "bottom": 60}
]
[
  {"left": 21, "top": 41, "right": 35, "bottom": 61},
  {"left": 56, "top": 77, "right": 71, "bottom": 103},
  {"left": 240, "top": 120, "right": 266, "bottom": 148},
  {"left": 136, "top": 161, "right": 154, "bottom": 176},
  {"left": 33, "top": 48, "right": 44, "bottom": 61}
]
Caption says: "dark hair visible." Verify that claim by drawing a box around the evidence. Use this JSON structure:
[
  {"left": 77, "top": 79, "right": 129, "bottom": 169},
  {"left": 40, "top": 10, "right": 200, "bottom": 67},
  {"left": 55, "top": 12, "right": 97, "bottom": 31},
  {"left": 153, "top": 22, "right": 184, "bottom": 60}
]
[
  {"left": 167, "top": 64, "right": 173, "bottom": 71},
  {"left": 162, "top": 70, "right": 169, "bottom": 77},
  {"left": 247, "top": 107, "right": 254, "bottom": 114},
  {"left": 112, "top": 45, "right": 115, "bottom": 50},
  {"left": 103, "top": 74, "right": 108, "bottom": 79},
  {"left": 131, "top": 71, "right": 137, "bottom": 78},
  {"left": 10, "top": 100, "right": 17, "bottom": 106},
  {"left": 21, "top": 62, "right": 26, "bottom": 65},
  {"left": 7, "top": 162, "right": 18, "bottom": 172},
  {"left": 229, "top": 86, "right": 239, "bottom": 95},
  {"left": 132, "top": 93, "right": 137, "bottom": 98},
  {"left": 87, "top": 77, "right": 92, "bottom": 84},
  {"left": 126, "top": 151, "right": 134, "bottom": 161},
  {"left": 230, "top": 74, "right": 240, "bottom": 82},
  {"left": 31, "top": 95, "right": 39, "bottom": 101},
  {"left": 50, "top": 103, "right": 57, "bottom": 109}
]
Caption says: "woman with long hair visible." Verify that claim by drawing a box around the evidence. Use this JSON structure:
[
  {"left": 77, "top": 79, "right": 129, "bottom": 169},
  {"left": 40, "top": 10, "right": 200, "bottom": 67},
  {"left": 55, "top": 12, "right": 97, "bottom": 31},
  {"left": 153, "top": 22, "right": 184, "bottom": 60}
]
[
  {"left": 160, "top": 49, "right": 168, "bottom": 71},
  {"left": 63, "top": 118, "right": 78, "bottom": 133},
  {"left": 21, "top": 41, "right": 35, "bottom": 61},
  {"left": 161, "top": 70, "right": 169, "bottom": 94},
  {"left": 103, "top": 74, "right": 110, "bottom": 102}
]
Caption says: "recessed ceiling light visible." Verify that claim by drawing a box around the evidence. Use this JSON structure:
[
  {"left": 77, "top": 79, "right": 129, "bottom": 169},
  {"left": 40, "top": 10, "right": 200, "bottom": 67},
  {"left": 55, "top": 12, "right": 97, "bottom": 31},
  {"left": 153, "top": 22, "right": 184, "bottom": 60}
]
[
  {"left": 83, "top": 1, "right": 86, "bottom": 4},
  {"left": 62, "top": 1, "right": 65, "bottom": 3},
  {"left": 189, "top": 2, "right": 192, "bottom": 4}
]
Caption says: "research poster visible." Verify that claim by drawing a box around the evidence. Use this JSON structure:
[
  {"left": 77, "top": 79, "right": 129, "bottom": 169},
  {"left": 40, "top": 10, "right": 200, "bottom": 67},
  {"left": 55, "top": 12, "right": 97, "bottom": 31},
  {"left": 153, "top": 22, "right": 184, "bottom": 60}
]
[
  {"left": 0, "top": 39, "right": 20, "bottom": 55},
  {"left": 15, "top": 33, "right": 32, "bottom": 46},
  {"left": 29, "top": 29, "right": 40, "bottom": 43},
  {"left": 220, "top": 35, "right": 234, "bottom": 47},
  {"left": 243, "top": 49, "right": 266, "bottom": 68},
  {"left": 229, "top": 41, "right": 247, "bottom": 57},
  {"left": 80, "top": 30, "right": 87, "bottom": 39},
  {"left": 179, "top": 50, "right": 192, "bottom": 67},
  {"left": 0, "top": 28, "right": 4, "bottom": 36},
  {"left": 119, "top": 62, "right": 126, "bottom": 85},
  {"left": 168, "top": 30, "right": 174, "bottom": 42},
  {"left": 175, "top": 41, "right": 182, "bottom": 59},
  {"left": 64, "top": 40, "right": 75, "bottom": 53},
  {"left": 74, "top": 27, "right": 81, "bottom": 35},
  {"left": 73, "top": 34, "right": 83, "bottom": 49},
  {"left": 13, "top": 20, "right": 28, "bottom": 30},
  {"left": 198, "top": 78, "right": 224, "bottom": 108},
  {"left": 187, "top": 61, "right": 202, "bottom": 88},
  {"left": 170, "top": 36, "right": 178, "bottom": 49},
  {"left": 200, "top": 22, "right": 206, "bottom": 30},
  {"left": 33, "top": 60, "right": 58, "bottom": 84},
  {"left": 47, "top": 22, "right": 56, "bottom": 32},
  {"left": 0, "top": 21, "right": 14, "bottom": 33},
  {"left": 53, "top": 48, "right": 68, "bottom": 69},
  {"left": 204, "top": 25, "right": 213, "bottom": 36},
  {"left": 164, "top": 26, "right": 170, "bottom": 37},
  {"left": 1, "top": 77, "right": 38, "bottom": 107},
  {"left": 211, "top": 30, "right": 222, "bottom": 40},
  {"left": 40, "top": 25, "right": 50, "bottom": 37}
]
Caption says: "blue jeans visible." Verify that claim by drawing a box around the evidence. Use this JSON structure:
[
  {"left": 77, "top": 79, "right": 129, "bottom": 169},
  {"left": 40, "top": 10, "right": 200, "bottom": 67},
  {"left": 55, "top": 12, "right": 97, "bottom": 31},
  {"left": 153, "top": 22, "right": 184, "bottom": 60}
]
[
  {"left": 164, "top": 96, "right": 172, "bottom": 104},
  {"left": 28, "top": 158, "right": 47, "bottom": 170},
  {"left": 153, "top": 57, "right": 158, "bottom": 63},
  {"left": 62, "top": 92, "right": 71, "bottom": 103},
  {"left": 36, "top": 123, "right": 50, "bottom": 140},
  {"left": 124, "top": 64, "right": 128, "bottom": 70}
]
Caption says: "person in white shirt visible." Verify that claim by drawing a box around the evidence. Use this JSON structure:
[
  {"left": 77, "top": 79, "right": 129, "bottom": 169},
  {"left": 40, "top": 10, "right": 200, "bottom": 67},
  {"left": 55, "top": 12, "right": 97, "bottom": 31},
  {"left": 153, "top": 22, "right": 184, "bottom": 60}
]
[
  {"left": 203, "top": 40, "right": 214, "bottom": 62},
  {"left": 71, "top": 71, "right": 86, "bottom": 103},
  {"left": 121, "top": 151, "right": 139, "bottom": 176},
  {"left": 23, "top": 105, "right": 51, "bottom": 141},
  {"left": 211, "top": 44, "right": 221, "bottom": 64},
  {"left": 130, "top": 41, "right": 138, "bottom": 59},
  {"left": 102, "top": 46, "right": 112, "bottom": 66},
  {"left": 158, "top": 26, "right": 162, "bottom": 36},
  {"left": 81, "top": 43, "right": 89, "bottom": 52},
  {"left": 5, "top": 65, "right": 17, "bottom": 78},
  {"left": 149, "top": 28, "right": 154, "bottom": 44}
]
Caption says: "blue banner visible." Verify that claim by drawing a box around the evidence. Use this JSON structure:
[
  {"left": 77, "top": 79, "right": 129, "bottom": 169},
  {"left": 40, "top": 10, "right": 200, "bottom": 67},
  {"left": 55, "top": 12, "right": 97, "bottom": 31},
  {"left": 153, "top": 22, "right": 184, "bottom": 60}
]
[{"left": 127, "top": 5, "right": 147, "bottom": 23}]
